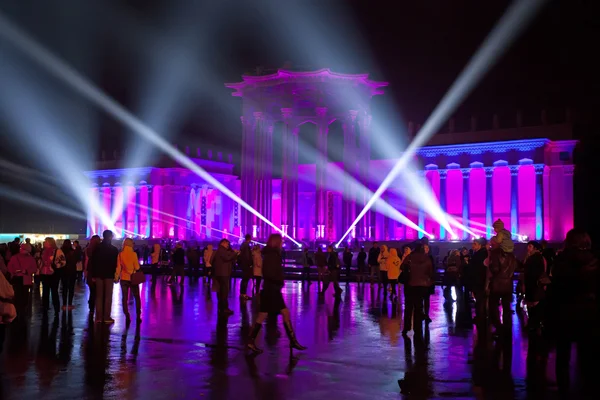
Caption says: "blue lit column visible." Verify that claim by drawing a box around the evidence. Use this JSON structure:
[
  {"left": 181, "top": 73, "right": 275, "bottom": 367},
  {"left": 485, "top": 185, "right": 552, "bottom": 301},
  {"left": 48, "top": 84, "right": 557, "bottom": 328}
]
[
  {"left": 462, "top": 169, "right": 470, "bottom": 240},
  {"left": 536, "top": 165, "right": 544, "bottom": 240},
  {"left": 485, "top": 168, "right": 493, "bottom": 238},
  {"left": 511, "top": 167, "right": 518, "bottom": 238},
  {"left": 147, "top": 185, "right": 153, "bottom": 239}
]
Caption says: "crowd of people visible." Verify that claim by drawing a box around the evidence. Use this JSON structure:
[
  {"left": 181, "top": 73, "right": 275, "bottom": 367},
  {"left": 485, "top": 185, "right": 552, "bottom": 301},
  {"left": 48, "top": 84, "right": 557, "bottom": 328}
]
[{"left": 1, "top": 219, "right": 599, "bottom": 396}]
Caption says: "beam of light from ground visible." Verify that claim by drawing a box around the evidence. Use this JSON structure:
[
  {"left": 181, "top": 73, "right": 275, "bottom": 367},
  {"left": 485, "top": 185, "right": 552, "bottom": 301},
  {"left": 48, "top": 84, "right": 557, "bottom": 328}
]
[
  {"left": 0, "top": 13, "right": 302, "bottom": 247},
  {"left": 336, "top": 0, "right": 547, "bottom": 246},
  {"left": 0, "top": 69, "right": 114, "bottom": 233},
  {"left": 0, "top": 184, "right": 87, "bottom": 221},
  {"left": 294, "top": 137, "right": 431, "bottom": 237}
]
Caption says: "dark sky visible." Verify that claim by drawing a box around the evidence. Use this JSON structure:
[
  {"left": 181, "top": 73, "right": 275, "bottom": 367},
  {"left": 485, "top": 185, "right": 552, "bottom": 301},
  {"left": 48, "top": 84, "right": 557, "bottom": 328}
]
[{"left": 0, "top": 0, "right": 598, "bottom": 233}]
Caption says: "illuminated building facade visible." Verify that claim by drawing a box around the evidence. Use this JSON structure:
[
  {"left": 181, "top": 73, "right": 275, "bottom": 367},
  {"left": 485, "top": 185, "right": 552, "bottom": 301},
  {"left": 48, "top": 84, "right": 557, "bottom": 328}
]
[{"left": 85, "top": 69, "right": 577, "bottom": 242}]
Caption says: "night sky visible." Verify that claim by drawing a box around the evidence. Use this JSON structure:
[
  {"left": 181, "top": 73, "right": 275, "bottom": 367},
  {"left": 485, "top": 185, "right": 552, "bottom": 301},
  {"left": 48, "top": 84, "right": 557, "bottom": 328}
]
[{"left": 0, "top": 0, "right": 598, "bottom": 236}]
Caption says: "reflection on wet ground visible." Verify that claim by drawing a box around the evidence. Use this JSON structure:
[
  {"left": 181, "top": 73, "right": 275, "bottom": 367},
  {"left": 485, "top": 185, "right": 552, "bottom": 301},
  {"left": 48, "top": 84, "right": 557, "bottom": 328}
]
[{"left": 0, "top": 278, "right": 582, "bottom": 399}]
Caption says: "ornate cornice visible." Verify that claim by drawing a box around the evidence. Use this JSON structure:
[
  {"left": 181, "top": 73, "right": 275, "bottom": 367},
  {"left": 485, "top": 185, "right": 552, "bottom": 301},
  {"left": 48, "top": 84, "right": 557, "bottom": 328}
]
[
  {"left": 225, "top": 68, "right": 388, "bottom": 97},
  {"left": 417, "top": 139, "right": 550, "bottom": 158},
  {"left": 432, "top": 163, "right": 546, "bottom": 179}
]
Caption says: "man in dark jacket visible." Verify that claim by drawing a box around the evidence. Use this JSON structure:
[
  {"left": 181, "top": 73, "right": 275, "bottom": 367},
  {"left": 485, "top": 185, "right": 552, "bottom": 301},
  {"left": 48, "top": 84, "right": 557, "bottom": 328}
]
[
  {"left": 213, "top": 239, "right": 239, "bottom": 315},
  {"left": 488, "top": 237, "right": 517, "bottom": 334},
  {"left": 321, "top": 246, "right": 342, "bottom": 297},
  {"left": 90, "top": 230, "right": 119, "bottom": 324},
  {"left": 402, "top": 245, "right": 433, "bottom": 335},
  {"left": 238, "top": 234, "right": 253, "bottom": 300},
  {"left": 470, "top": 237, "right": 489, "bottom": 324},
  {"left": 368, "top": 242, "right": 381, "bottom": 284}
]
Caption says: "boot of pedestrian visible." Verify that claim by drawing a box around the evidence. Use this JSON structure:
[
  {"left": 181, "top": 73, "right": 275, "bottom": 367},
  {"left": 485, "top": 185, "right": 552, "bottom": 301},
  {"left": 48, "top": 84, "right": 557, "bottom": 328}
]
[
  {"left": 247, "top": 324, "right": 263, "bottom": 354},
  {"left": 284, "top": 321, "right": 307, "bottom": 352}
]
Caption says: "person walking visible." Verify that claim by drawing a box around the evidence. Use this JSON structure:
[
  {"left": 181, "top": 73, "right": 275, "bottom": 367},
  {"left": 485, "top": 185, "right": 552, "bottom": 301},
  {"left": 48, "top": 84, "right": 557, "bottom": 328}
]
[
  {"left": 302, "top": 248, "right": 312, "bottom": 284},
  {"left": 60, "top": 240, "right": 77, "bottom": 310},
  {"left": 170, "top": 242, "right": 185, "bottom": 286},
  {"left": 212, "top": 239, "right": 238, "bottom": 316},
  {"left": 402, "top": 244, "right": 433, "bottom": 335},
  {"left": 116, "top": 238, "right": 142, "bottom": 324},
  {"left": 39, "top": 237, "right": 63, "bottom": 317},
  {"left": 549, "top": 229, "right": 599, "bottom": 397},
  {"left": 315, "top": 247, "right": 327, "bottom": 289},
  {"left": 470, "top": 237, "right": 489, "bottom": 325},
  {"left": 321, "top": 246, "right": 342, "bottom": 297},
  {"left": 150, "top": 243, "right": 161, "bottom": 285},
  {"left": 7, "top": 243, "right": 37, "bottom": 310},
  {"left": 343, "top": 247, "right": 353, "bottom": 282},
  {"left": 378, "top": 245, "right": 390, "bottom": 294},
  {"left": 247, "top": 233, "right": 306, "bottom": 354},
  {"left": 422, "top": 243, "right": 434, "bottom": 323},
  {"left": 368, "top": 242, "right": 381, "bottom": 284},
  {"left": 386, "top": 248, "right": 402, "bottom": 303},
  {"left": 357, "top": 247, "right": 367, "bottom": 283},
  {"left": 488, "top": 236, "right": 517, "bottom": 336},
  {"left": 523, "top": 240, "right": 547, "bottom": 332},
  {"left": 90, "top": 230, "right": 119, "bottom": 324},
  {"left": 203, "top": 244, "right": 214, "bottom": 285},
  {"left": 252, "top": 245, "right": 263, "bottom": 294},
  {"left": 239, "top": 234, "right": 253, "bottom": 301},
  {"left": 187, "top": 245, "right": 201, "bottom": 279},
  {"left": 84, "top": 235, "right": 101, "bottom": 313}
]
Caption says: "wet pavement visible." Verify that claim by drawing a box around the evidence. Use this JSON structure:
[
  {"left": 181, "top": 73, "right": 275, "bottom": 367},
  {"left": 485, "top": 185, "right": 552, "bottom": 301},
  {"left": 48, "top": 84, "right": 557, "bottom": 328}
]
[{"left": 0, "top": 278, "right": 581, "bottom": 399}]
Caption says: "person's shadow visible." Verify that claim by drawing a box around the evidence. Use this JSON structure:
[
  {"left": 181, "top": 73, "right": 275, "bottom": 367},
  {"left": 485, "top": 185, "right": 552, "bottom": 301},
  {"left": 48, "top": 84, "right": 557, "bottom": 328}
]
[{"left": 398, "top": 326, "right": 433, "bottom": 397}]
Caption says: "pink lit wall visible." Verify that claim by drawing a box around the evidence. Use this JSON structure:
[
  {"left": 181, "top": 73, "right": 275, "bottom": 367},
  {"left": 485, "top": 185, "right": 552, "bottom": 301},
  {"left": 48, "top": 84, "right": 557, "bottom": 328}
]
[
  {"left": 405, "top": 199, "right": 418, "bottom": 240},
  {"left": 126, "top": 186, "right": 136, "bottom": 235},
  {"left": 425, "top": 170, "right": 440, "bottom": 238},
  {"left": 492, "top": 167, "right": 512, "bottom": 231},
  {"left": 517, "top": 165, "right": 536, "bottom": 239},
  {"left": 152, "top": 186, "right": 163, "bottom": 238},
  {"left": 139, "top": 186, "right": 149, "bottom": 237},
  {"left": 89, "top": 188, "right": 98, "bottom": 235},
  {"left": 445, "top": 169, "right": 463, "bottom": 217},
  {"left": 113, "top": 186, "right": 124, "bottom": 237},
  {"left": 469, "top": 168, "right": 487, "bottom": 235},
  {"left": 271, "top": 195, "right": 281, "bottom": 229},
  {"left": 102, "top": 187, "right": 111, "bottom": 233}
]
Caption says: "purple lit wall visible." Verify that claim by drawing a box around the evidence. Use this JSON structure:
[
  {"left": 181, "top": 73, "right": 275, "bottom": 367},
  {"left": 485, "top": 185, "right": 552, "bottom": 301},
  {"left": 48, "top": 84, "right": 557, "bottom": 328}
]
[
  {"left": 446, "top": 168, "right": 463, "bottom": 222},
  {"left": 126, "top": 186, "right": 136, "bottom": 235},
  {"left": 152, "top": 186, "right": 163, "bottom": 238},
  {"left": 102, "top": 186, "right": 111, "bottom": 233},
  {"left": 139, "top": 186, "right": 149, "bottom": 237},
  {"left": 517, "top": 165, "right": 536, "bottom": 239},
  {"left": 425, "top": 169, "right": 441, "bottom": 239},
  {"left": 113, "top": 186, "right": 124, "bottom": 237}
]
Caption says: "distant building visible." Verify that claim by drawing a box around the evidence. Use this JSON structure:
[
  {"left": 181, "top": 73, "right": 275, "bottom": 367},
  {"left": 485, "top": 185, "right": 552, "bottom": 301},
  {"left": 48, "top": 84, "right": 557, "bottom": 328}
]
[{"left": 85, "top": 69, "right": 576, "bottom": 242}]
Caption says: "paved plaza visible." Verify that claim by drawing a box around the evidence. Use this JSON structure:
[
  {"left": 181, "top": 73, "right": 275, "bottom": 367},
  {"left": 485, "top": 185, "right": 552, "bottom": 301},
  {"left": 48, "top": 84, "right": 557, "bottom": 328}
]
[{"left": 0, "top": 278, "right": 578, "bottom": 399}]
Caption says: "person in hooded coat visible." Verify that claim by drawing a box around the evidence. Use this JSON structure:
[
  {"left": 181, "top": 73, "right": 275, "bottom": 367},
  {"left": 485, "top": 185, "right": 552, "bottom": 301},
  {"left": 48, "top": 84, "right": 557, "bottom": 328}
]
[
  {"left": 247, "top": 233, "right": 306, "bottom": 354},
  {"left": 386, "top": 248, "right": 402, "bottom": 302}
]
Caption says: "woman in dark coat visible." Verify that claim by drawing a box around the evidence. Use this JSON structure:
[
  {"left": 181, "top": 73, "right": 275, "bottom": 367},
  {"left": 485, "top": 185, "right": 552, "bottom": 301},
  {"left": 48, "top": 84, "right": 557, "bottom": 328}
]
[{"left": 247, "top": 234, "right": 306, "bottom": 354}]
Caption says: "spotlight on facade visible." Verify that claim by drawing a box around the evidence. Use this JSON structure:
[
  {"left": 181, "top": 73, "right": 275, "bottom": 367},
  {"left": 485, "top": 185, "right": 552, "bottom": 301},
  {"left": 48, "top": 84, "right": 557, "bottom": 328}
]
[{"left": 334, "top": 0, "right": 547, "bottom": 247}]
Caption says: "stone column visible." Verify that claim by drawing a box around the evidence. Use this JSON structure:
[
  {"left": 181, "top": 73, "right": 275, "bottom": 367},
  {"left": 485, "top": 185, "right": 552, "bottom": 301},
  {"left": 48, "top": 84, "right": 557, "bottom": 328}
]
[
  {"left": 315, "top": 107, "right": 328, "bottom": 240},
  {"left": 485, "top": 169, "right": 493, "bottom": 238},
  {"left": 135, "top": 187, "right": 141, "bottom": 237},
  {"left": 510, "top": 167, "right": 519, "bottom": 238},
  {"left": 240, "top": 115, "right": 254, "bottom": 237},
  {"left": 147, "top": 185, "right": 153, "bottom": 239},
  {"left": 280, "top": 108, "right": 297, "bottom": 239},
  {"left": 462, "top": 169, "right": 470, "bottom": 240},
  {"left": 439, "top": 171, "right": 447, "bottom": 240},
  {"left": 342, "top": 110, "right": 359, "bottom": 234},
  {"left": 250, "top": 111, "right": 264, "bottom": 237}
]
